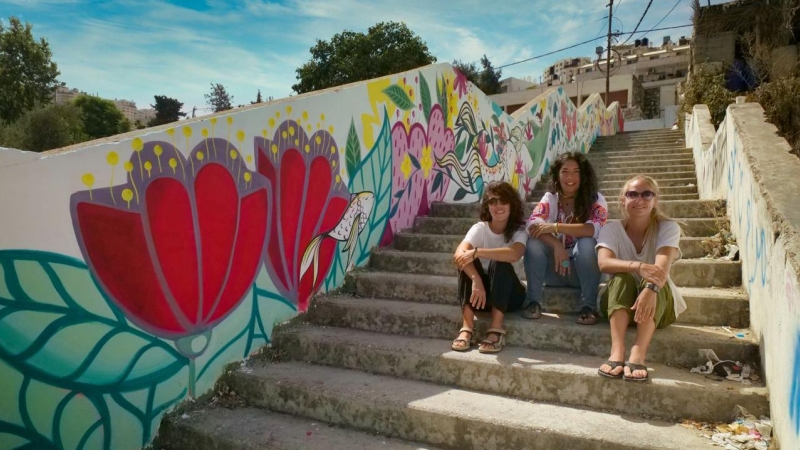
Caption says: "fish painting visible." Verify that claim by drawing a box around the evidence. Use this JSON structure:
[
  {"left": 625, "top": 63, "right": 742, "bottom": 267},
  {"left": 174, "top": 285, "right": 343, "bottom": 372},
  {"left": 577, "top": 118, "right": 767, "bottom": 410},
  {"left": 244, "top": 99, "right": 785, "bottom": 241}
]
[{"left": 301, "top": 191, "right": 375, "bottom": 284}]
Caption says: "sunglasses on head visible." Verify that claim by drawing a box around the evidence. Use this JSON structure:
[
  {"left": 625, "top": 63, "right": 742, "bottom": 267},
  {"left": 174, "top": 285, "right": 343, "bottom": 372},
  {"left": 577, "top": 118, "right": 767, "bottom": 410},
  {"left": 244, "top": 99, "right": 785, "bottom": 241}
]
[
  {"left": 485, "top": 197, "right": 509, "bottom": 206},
  {"left": 624, "top": 190, "right": 656, "bottom": 200}
]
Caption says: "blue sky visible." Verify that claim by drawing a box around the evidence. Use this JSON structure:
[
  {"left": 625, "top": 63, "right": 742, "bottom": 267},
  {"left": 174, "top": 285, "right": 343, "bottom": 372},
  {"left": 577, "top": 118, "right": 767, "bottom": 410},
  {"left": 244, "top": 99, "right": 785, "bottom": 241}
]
[{"left": 2, "top": 0, "right": 730, "bottom": 117}]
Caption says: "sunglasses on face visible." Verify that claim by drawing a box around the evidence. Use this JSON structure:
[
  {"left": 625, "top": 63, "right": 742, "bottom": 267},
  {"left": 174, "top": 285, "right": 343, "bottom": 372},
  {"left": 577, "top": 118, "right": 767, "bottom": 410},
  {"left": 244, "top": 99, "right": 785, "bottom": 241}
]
[
  {"left": 485, "top": 197, "right": 509, "bottom": 206},
  {"left": 624, "top": 190, "right": 656, "bottom": 200}
]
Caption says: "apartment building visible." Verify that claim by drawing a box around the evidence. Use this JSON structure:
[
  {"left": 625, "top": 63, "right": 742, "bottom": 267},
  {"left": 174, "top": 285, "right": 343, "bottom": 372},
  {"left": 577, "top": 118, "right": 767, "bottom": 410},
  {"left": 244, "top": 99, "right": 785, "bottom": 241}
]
[{"left": 542, "top": 57, "right": 593, "bottom": 85}]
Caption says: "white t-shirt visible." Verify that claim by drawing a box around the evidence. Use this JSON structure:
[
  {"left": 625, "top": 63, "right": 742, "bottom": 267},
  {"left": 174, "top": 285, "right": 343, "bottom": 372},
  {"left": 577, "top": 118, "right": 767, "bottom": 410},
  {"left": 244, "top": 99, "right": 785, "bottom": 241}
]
[
  {"left": 463, "top": 221, "right": 528, "bottom": 269},
  {"left": 596, "top": 220, "right": 686, "bottom": 317}
]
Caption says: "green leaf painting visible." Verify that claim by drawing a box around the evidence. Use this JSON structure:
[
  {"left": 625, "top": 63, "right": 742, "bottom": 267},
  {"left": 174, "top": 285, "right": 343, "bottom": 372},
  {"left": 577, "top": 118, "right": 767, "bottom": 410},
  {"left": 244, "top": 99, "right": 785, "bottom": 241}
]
[
  {"left": 382, "top": 84, "right": 414, "bottom": 111},
  {"left": 419, "top": 71, "right": 432, "bottom": 123},
  {"left": 324, "top": 108, "right": 393, "bottom": 291},
  {"left": 345, "top": 119, "right": 361, "bottom": 180}
]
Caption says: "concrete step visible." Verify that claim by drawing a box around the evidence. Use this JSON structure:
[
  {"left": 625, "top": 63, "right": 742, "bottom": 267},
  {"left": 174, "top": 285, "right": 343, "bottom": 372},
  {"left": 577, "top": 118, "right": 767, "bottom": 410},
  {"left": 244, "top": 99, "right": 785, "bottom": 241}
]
[
  {"left": 529, "top": 190, "right": 699, "bottom": 201},
  {"left": 594, "top": 136, "right": 685, "bottom": 144},
  {"left": 414, "top": 216, "right": 722, "bottom": 238},
  {"left": 598, "top": 170, "right": 697, "bottom": 182},
  {"left": 429, "top": 199, "right": 724, "bottom": 220},
  {"left": 586, "top": 146, "right": 692, "bottom": 161},
  {"left": 588, "top": 157, "right": 695, "bottom": 170},
  {"left": 304, "top": 296, "right": 758, "bottom": 367},
  {"left": 616, "top": 130, "right": 684, "bottom": 136},
  {"left": 345, "top": 272, "right": 750, "bottom": 328},
  {"left": 154, "top": 407, "right": 439, "bottom": 450},
  {"left": 274, "top": 325, "right": 768, "bottom": 422},
  {"left": 368, "top": 250, "right": 741, "bottom": 287},
  {"left": 227, "top": 361, "right": 718, "bottom": 450},
  {"left": 394, "top": 233, "right": 709, "bottom": 259},
  {"left": 598, "top": 177, "right": 697, "bottom": 190},
  {"left": 532, "top": 184, "right": 699, "bottom": 198}
]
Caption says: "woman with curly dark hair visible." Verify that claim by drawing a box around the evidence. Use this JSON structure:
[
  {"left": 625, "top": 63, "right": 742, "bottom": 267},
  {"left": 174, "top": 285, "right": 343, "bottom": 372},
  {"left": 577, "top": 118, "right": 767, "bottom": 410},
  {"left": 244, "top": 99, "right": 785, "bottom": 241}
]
[
  {"left": 451, "top": 181, "right": 527, "bottom": 354},
  {"left": 522, "top": 152, "right": 608, "bottom": 325}
]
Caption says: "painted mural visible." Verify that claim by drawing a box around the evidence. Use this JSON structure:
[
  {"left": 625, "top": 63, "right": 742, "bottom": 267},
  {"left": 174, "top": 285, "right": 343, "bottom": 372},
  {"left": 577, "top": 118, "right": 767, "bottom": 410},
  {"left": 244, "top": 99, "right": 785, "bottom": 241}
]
[{"left": 0, "top": 63, "right": 621, "bottom": 449}]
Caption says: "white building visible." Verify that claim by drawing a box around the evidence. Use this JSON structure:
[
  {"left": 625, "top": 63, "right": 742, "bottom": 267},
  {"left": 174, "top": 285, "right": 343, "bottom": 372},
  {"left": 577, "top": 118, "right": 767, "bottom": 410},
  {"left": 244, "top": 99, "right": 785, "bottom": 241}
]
[
  {"left": 114, "top": 99, "right": 138, "bottom": 123},
  {"left": 499, "top": 77, "right": 537, "bottom": 93},
  {"left": 54, "top": 86, "right": 86, "bottom": 104},
  {"left": 542, "top": 57, "right": 593, "bottom": 85}
]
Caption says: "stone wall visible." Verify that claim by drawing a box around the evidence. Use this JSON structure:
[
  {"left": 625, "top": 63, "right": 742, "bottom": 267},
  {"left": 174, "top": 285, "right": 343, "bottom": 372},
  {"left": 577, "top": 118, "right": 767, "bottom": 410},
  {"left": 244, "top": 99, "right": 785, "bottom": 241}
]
[{"left": 687, "top": 102, "right": 800, "bottom": 449}]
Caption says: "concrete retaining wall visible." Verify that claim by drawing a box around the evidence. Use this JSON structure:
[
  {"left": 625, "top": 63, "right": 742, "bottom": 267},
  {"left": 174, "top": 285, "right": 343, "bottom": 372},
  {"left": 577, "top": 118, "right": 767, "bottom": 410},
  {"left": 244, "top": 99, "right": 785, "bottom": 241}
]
[
  {"left": 687, "top": 103, "right": 800, "bottom": 449},
  {"left": 0, "top": 63, "right": 622, "bottom": 450}
]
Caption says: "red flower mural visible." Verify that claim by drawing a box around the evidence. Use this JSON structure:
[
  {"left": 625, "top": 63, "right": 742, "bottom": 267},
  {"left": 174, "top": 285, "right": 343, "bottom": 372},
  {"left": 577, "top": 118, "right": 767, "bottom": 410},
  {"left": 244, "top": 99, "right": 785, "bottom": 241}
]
[
  {"left": 70, "top": 139, "right": 269, "bottom": 344},
  {"left": 255, "top": 120, "right": 349, "bottom": 312}
]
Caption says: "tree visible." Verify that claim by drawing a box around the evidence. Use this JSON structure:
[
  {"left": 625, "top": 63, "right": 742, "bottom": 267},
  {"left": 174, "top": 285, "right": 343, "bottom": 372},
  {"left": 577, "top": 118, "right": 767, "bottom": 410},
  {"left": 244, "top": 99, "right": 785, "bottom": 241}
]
[
  {"left": 251, "top": 89, "right": 263, "bottom": 104},
  {"left": 0, "top": 16, "right": 61, "bottom": 123},
  {"left": 73, "top": 95, "right": 130, "bottom": 140},
  {"left": 292, "top": 22, "right": 437, "bottom": 94},
  {"left": 451, "top": 56, "right": 502, "bottom": 94},
  {"left": 452, "top": 60, "right": 480, "bottom": 85},
  {"left": 0, "top": 103, "right": 85, "bottom": 152},
  {"left": 478, "top": 55, "right": 502, "bottom": 95},
  {"left": 205, "top": 83, "right": 233, "bottom": 112},
  {"left": 149, "top": 95, "right": 186, "bottom": 126}
]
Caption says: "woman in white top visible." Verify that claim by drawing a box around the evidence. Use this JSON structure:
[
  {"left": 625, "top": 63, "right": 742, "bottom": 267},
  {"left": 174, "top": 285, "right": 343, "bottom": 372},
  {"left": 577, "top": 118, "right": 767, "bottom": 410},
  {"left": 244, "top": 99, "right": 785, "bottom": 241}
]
[
  {"left": 596, "top": 175, "right": 685, "bottom": 381},
  {"left": 451, "top": 181, "right": 527, "bottom": 354}
]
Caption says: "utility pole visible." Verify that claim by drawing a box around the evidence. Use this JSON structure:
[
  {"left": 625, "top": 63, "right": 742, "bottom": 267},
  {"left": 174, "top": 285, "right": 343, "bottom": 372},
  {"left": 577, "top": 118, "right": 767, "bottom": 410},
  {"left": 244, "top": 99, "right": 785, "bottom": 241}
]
[{"left": 605, "top": 0, "right": 614, "bottom": 106}]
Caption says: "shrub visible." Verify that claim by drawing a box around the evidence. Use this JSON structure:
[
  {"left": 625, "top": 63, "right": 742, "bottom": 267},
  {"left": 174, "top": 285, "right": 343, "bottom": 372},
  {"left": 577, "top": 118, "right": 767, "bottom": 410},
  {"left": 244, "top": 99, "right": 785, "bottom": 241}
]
[
  {"left": 748, "top": 77, "right": 800, "bottom": 156},
  {"left": 679, "top": 68, "right": 737, "bottom": 128}
]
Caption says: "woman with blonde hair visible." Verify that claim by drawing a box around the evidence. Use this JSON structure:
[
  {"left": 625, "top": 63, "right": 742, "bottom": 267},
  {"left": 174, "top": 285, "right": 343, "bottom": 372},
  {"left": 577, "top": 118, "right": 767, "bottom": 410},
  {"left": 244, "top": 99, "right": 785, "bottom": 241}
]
[{"left": 595, "top": 175, "right": 685, "bottom": 381}]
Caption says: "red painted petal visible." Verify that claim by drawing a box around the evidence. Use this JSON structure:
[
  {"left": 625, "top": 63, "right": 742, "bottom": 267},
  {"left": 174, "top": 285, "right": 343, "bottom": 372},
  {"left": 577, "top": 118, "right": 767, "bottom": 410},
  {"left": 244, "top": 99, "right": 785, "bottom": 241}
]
[
  {"left": 257, "top": 145, "right": 290, "bottom": 294},
  {"left": 278, "top": 149, "right": 306, "bottom": 286},
  {"left": 195, "top": 163, "right": 238, "bottom": 319},
  {"left": 76, "top": 202, "right": 185, "bottom": 336},
  {"left": 207, "top": 188, "right": 268, "bottom": 324},
  {"left": 146, "top": 178, "right": 200, "bottom": 326},
  {"left": 296, "top": 156, "right": 333, "bottom": 280}
]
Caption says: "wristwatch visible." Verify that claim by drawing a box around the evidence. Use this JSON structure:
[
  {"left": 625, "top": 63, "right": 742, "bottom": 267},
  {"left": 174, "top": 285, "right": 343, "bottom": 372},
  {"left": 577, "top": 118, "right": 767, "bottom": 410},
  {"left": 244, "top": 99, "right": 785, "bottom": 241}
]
[{"left": 644, "top": 282, "right": 660, "bottom": 294}]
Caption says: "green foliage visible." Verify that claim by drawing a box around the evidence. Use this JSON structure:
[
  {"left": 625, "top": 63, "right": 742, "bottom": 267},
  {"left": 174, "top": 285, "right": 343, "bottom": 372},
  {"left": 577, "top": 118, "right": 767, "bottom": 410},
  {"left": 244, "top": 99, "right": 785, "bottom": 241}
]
[
  {"left": 748, "top": 77, "right": 800, "bottom": 155},
  {"left": 478, "top": 55, "right": 502, "bottom": 95},
  {"left": 292, "top": 22, "right": 436, "bottom": 94},
  {"left": 73, "top": 95, "right": 130, "bottom": 140},
  {"left": 0, "top": 102, "right": 85, "bottom": 152},
  {"left": 205, "top": 83, "right": 233, "bottom": 112},
  {"left": 679, "top": 69, "right": 736, "bottom": 128},
  {"left": 0, "top": 16, "right": 60, "bottom": 123},
  {"left": 251, "top": 89, "right": 263, "bottom": 104},
  {"left": 452, "top": 56, "right": 503, "bottom": 94},
  {"left": 149, "top": 95, "right": 186, "bottom": 126}
]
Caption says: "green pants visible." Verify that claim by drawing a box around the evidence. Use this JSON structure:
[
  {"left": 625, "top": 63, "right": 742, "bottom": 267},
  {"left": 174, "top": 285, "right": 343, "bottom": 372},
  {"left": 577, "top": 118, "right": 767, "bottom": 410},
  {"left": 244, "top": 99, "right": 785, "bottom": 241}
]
[{"left": 600, "top": 273, "right": 676, "bottom": 329}]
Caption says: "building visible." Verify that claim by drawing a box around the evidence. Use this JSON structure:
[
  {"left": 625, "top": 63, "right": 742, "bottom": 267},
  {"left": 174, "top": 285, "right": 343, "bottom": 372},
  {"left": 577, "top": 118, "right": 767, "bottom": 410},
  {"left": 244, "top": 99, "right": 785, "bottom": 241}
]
[
  {"left": 499, "top": 76, "right": 537, "bottom": 93},
  {"left": 114, "top": 99, "right": 138, "bottom": 123},
  {"left": 54, "top": 86, "right": 86, "bottom": 104},
  {"left": 574, "top": 37, "right": 691, "bottom": 119},
  {"left": 135, "top": 108, "right": 156, "bottom": 126},
  {"left": 542, "top": 57, "right": 592, "bottom": 85},
  {"left": 490, "top": 73, "right": 643, "bottom": 115}
]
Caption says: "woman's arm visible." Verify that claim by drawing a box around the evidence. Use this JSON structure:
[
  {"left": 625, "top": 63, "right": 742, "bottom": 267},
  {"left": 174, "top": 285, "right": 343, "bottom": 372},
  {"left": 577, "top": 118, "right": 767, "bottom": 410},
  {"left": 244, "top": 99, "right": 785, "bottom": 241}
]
[
  {"left": 532, "top": 222, "right": 594, "bottom": 239},
  {"left": 597, "top": 247, "right": 677, "bottom": 288},
  {"left": 454, "top": 241, "right": 482, "bottom": 280},
  {"left": 455, "top": 241, "right": 524, "bottom": 267}
]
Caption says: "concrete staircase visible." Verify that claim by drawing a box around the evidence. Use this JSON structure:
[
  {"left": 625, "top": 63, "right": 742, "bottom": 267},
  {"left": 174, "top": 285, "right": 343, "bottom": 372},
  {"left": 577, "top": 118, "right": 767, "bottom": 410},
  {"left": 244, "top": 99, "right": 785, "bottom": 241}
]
[{"left": 156, "top": 129, "right": 768, "bottom": 449}]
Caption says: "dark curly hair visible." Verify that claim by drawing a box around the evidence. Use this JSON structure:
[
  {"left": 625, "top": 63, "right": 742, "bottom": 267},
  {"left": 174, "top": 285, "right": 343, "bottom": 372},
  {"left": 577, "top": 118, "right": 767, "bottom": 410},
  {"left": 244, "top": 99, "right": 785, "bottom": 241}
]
[
  {"left": 478, "top": 181, "right": 525, "bottom": 242},
  {"left": 546, "top": 152, "right": 599, "bottom": 223}
]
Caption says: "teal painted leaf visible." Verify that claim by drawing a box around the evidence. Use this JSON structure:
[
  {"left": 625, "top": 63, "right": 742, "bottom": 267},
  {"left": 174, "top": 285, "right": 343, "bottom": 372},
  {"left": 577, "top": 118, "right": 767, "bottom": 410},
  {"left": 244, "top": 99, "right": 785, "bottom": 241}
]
[
  {"left": 383, "top": 85, "right": 414, "bottom": 111},
  {"left": 439, "top": 75, "right": 449, "bottom": 128},
  {"left": 454, "top": 188, "right": 468, "bottom": 201},
  {"left": 345, "top": 119, "right": 361, "bottom": 181},
  {"left": 431, "top": 171, "right": 444, "bottom": 195},
  {"left": 0, "top": 250, "right": 188, "bottom": 393},
  {"left": 419, "top": 71, "right": 432, "bottom": 123},
  {"left": 408, "top": 153, "right": 421, "bottom": 170},
  {"left": 454, "top": 140, "right": 466, "bottom": 160},
  {"left": 324, "top": 107, "right": 393, "bottom": 290},
  {"left": 527, "top": 117, "right": 552, "bottom": 178}
]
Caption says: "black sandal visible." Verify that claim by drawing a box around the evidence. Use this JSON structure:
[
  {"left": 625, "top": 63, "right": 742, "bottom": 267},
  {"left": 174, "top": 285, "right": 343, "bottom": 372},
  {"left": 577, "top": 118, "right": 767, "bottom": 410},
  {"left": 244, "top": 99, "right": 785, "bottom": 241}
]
[
  {"left": 598, "top": 360, "right": 624, "bottom": 379},
  {"left": 521, "top": 302, "right": 542, "bottom": 319},
  {"left": 576, "top": 306, "right": 598, "bottom": 325},
  {"left": 623, "top": 362, "right": 650, "bottom": 382}
]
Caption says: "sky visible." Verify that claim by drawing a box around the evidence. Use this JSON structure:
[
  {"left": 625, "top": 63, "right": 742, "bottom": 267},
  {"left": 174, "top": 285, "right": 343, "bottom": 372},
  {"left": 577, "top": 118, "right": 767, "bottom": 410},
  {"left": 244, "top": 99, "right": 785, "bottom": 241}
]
[{"left": 1, "top": 0, "right": 732, "bottom": 118}]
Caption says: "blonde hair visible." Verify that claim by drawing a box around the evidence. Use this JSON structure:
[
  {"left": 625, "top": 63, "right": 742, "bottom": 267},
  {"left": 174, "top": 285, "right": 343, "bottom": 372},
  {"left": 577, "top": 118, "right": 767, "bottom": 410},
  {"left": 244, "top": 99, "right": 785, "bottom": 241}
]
[{"left": 619, "top": 175, "right": 681, "bottom": 235}]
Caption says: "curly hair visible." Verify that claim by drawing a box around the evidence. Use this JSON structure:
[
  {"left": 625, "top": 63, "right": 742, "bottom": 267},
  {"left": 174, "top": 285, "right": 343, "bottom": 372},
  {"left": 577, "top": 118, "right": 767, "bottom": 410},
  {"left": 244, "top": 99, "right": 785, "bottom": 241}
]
[
  {"left": 546, "top": 152, "right": 599, "bottom": 223},
  {"left": 478, "top": 181, "right": 525, "bottom": 242}
]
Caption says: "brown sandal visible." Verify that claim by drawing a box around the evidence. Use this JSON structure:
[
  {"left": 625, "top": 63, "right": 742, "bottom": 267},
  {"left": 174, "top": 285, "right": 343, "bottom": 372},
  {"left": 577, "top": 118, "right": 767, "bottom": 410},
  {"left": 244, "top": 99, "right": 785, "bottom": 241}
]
[
  {"left": 451, "top": 327, "right": 474, "bottom": 351},
  {"left": 576, "top": 306, "right": 599, "bottom": 325},
  {"left": 478, "top": 328, "right": 506, "bottom": 354}
]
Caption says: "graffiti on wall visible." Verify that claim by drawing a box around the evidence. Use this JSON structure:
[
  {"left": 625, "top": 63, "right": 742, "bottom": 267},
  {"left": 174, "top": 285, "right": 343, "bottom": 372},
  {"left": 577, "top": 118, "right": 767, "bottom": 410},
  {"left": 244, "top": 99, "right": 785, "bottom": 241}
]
[
  {"left": 791, "top": 332, "right": 800, "bottom": 435},
  {"left": 0, "top": 64, "right": 621, "bottom": 450}
]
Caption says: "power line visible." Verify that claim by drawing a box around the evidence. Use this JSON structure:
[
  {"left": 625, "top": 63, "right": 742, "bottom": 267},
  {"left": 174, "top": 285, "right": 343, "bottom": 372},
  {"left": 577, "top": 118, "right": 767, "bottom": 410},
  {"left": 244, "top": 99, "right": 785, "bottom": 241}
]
[
  {"left": 637, "top": 0, "right": 683, "bottom": 41},
  {"left": 496, "top": 24, "right": 692, "bottom": 70},
  {"left": 621, "top": 0, "right": 654, "bottom": 45}
]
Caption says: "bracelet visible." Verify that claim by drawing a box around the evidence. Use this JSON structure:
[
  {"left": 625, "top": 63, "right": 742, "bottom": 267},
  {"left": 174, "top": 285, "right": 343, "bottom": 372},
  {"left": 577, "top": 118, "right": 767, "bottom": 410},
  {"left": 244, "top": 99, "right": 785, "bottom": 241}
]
[
  {"left": 645, "top": 282, "right": 660, "bottom": 293},
  {"left": 637, "top": 262, "right": 643, "bottom": 274},
  {"left": 473, "top": 247, "right": 479, "bottom": 259}
]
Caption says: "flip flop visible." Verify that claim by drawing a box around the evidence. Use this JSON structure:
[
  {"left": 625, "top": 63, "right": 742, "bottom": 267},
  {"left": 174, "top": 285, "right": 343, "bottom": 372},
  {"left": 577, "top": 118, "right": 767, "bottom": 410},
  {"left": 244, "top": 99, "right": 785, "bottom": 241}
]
[
  {"left": 623, "top": 362, "right": 650, "bottom": 382},
  {"left": 597, "top": 360, "right": 624, "bottom": 379}
]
